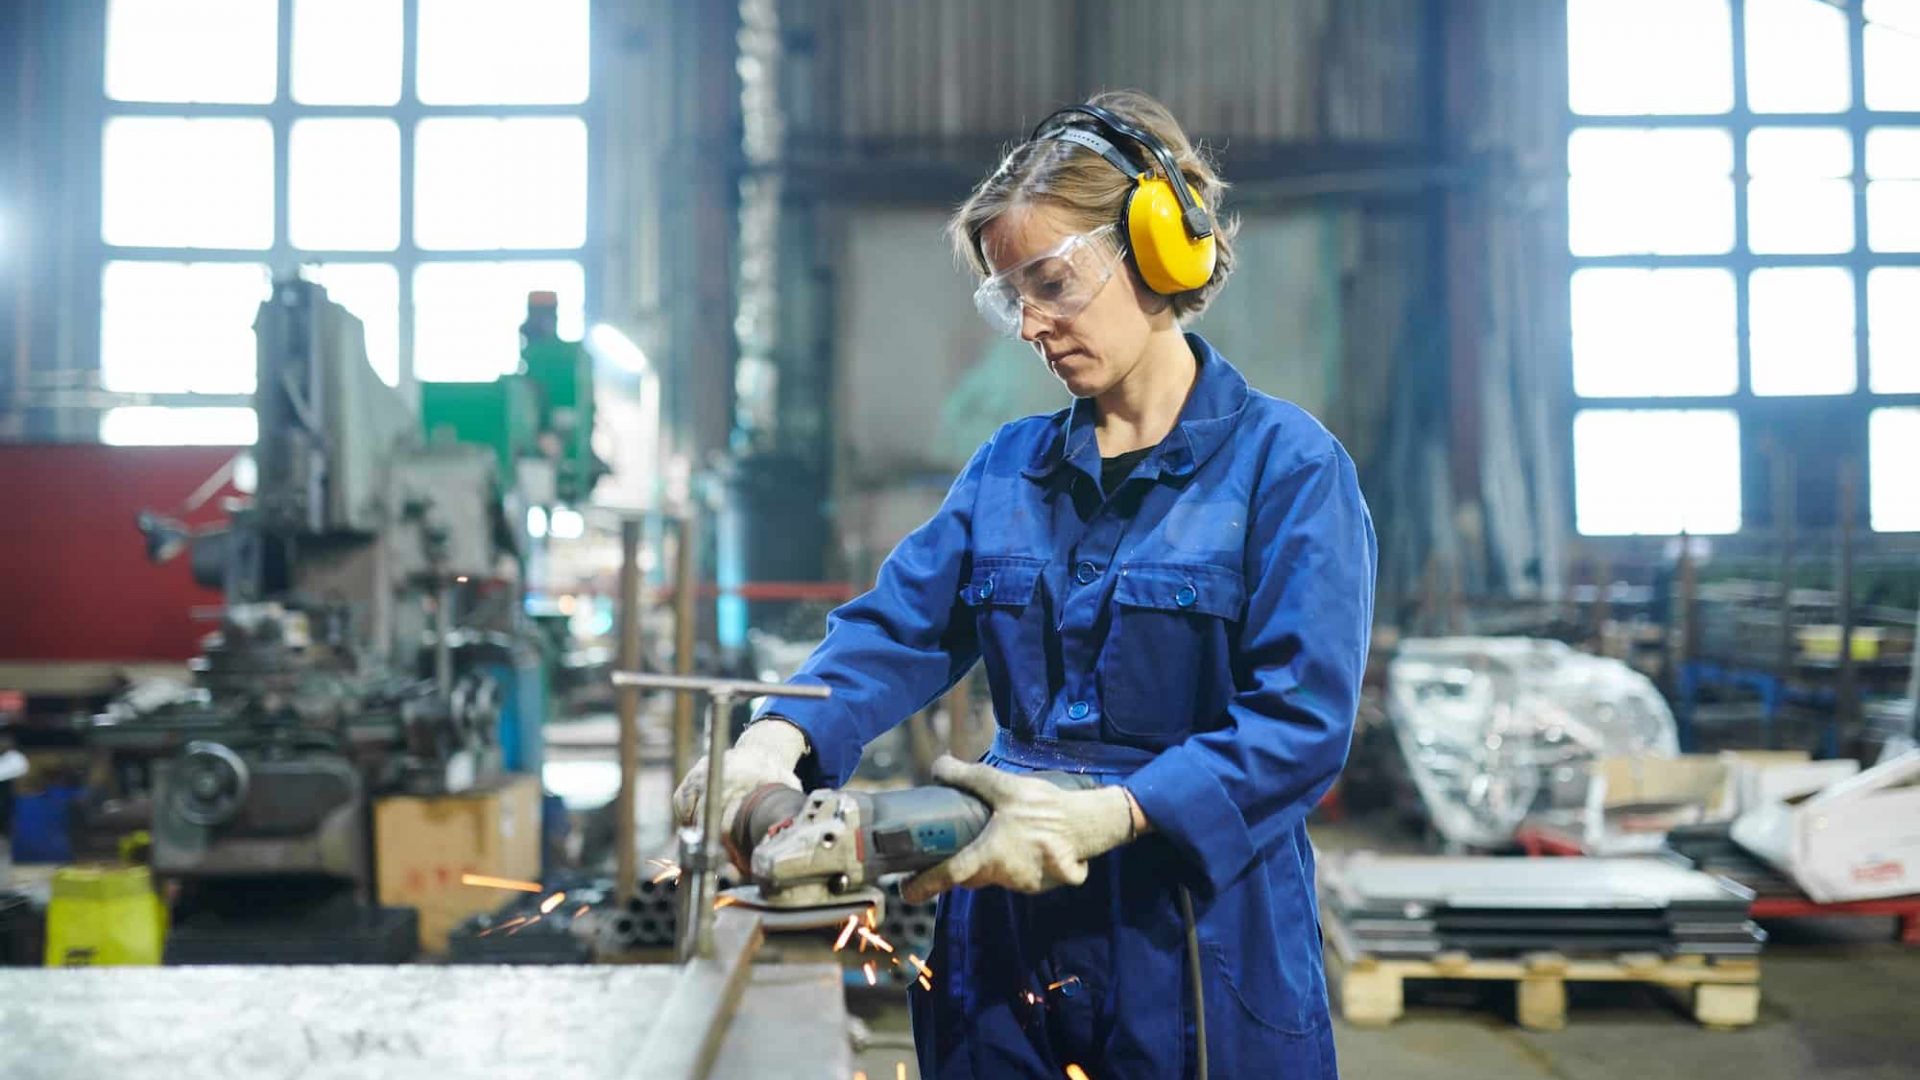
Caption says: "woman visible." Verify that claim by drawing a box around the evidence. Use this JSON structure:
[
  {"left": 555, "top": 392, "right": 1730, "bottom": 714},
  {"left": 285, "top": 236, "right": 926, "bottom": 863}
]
[{"left": 676, "top": 90, "right": 1375, "bottom": 1079}]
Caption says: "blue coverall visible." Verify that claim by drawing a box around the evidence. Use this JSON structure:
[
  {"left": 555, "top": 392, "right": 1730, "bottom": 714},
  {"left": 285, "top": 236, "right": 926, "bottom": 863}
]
[{"left": 757, "top": 334, "right": 1377, "bottom": 1079}]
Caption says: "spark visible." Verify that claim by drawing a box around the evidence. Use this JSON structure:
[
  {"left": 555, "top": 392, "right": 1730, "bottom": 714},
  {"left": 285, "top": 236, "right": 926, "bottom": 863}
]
[
  {"left": 833, "top": 914, "right": 859, "bottom": 951},
  {"left": 713, "top": 895, "right": 738, "bottom": 910},
  {"left": 863, "top": 961, "right": 878, "bottom": 986},
  {"left": 857, "top": 927, "right": 895, "bottom": 953},
  {"left": 573, "top": 904, "right": 591, "bottom": 917},
  {"left": 647, "top": 858, "right": 683, "bottom": 885},
  {"left": 897, "top": 1064, "right": 907, "bottom": 1080},
  {"left": 908, "top": 954, "right": 933, "bottom": 980},
  {"left": 1022, "top": 991, "right": 1043, "bottom": 1006},
  {"left": 507, "top": 915, "right": 539, "bottom": 936},
  {"left": 1046, "top": 976, "right": 1080, "bottom": 993},
  {"left": 854, "top": 1074, "right": 867, "bottom": 1080},
  {"left": 918, "top": 975, "right": 933, "bottom": 991},
  {"left": 1066, "top": 1066, "right": 1091, "bottom": 1080},
  {"left": 865, "top": 908, "right": 877, "bottom": 928},
  {"left": 461, "top": 873, "right": 542, "bottom": 893},
  {"left": 540, "top": 891, "right": 567, "bottom": 915}
]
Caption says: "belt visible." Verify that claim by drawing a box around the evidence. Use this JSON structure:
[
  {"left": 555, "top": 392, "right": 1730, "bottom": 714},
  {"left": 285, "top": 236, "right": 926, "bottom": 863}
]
[{"left": 987, "top": 729, "right": 1158, "bottom": 774}]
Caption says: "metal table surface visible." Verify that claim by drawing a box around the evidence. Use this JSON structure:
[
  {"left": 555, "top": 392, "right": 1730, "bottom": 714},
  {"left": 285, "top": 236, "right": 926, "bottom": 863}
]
[{"left": 0, "top": 962, "right": 852, "bottom": 1080}]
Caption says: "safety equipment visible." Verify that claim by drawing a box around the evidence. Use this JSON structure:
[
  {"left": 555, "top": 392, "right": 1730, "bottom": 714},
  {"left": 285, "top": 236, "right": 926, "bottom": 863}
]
[
  {"left": 897, "top": 756, "right": 1135, "bottom": 903},
  {"left": 1032, "top": 102, "right": 1218, "bottom": 296},
  {"left": 671, "top": 717, "right": 807, "bottom": 831},
  {"left": 971, "top": 223, "right": 1127, "bottom": 338}
]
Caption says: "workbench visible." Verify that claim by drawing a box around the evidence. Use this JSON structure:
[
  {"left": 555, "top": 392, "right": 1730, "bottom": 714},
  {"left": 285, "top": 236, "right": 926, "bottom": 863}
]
[{"left": 0, "top": 960, "right": 852, "bottom": 1080}]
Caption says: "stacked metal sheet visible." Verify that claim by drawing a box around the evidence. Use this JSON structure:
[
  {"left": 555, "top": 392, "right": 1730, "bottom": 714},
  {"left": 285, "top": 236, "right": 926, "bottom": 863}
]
[{"left": 1321, "top": 853, "right": 1765, "bottom": 958}]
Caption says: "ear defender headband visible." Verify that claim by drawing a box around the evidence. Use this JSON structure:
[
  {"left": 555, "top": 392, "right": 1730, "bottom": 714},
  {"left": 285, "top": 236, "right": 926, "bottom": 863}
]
[{"left": 1030, "top": 103, "right": 1217, "bottom": 296}]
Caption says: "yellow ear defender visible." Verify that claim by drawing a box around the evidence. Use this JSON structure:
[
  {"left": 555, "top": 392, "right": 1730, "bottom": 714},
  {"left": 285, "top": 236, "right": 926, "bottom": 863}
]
[{"left": 1032, "top": 103, "right": 1218, "bottom": 296}]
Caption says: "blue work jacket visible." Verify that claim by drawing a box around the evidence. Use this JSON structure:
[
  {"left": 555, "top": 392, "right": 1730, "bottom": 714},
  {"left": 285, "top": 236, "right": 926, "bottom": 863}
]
[{"left": 759, "top": 334, "right": 1376, "bottom": 1078}]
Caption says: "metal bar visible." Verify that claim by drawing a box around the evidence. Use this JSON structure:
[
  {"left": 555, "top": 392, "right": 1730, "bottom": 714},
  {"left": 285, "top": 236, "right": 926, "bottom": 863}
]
[
  {"left": 672, "top": 514, "right": 700, "bottom": 788},
  {"left": 612, "top": 672, "right": 831, "bottom": 700},
  {"left": 693, "top": 688, "right": 734, "bottom": 961},
  {"left": 630, "top": 908, "right": 767, "bottom": 1080},
  {"left": 615, "top": 517, "right": 643, "bottom": 906},
  {"left": 1835, "top": 459, "right": 1858, "bottom": 757}
]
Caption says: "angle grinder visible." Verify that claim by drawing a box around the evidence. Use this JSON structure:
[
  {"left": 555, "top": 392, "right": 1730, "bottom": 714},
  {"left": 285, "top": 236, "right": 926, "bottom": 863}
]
[{"left": 725, "top": 772, "right": 1097, "bottom": 912}]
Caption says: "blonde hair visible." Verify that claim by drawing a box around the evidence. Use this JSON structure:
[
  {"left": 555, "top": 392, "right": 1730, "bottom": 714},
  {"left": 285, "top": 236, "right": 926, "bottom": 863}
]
[{"left": 948, "top": 89, "right": 1238, "bottom": 321}]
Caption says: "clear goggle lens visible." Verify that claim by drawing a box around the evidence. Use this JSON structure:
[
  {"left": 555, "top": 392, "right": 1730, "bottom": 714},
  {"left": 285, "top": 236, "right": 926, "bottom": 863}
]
[{"left": 972, "top": 225, "right": 1123, "bottom": 337}]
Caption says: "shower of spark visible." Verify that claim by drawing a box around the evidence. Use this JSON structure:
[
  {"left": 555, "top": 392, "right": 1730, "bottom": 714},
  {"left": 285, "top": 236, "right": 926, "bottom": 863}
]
[
  {"left": 647, "top": 858, "right": 683, "bottom": 885},
  {"left": 539, "top": 892, "right": 567, "bottom": 915},
  {"left": 863, "top": 962, "right": 878, "bottom": 986},
  {"left": 833, "top": 915, "right": 859, "bottom": 951},
  {"left": 461, "top": 873, "right": 542, "bottom": 893}
]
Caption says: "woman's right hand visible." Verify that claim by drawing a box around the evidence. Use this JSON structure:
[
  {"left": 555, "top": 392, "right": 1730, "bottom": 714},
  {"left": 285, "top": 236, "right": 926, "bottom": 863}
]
[{"left": 671, "top": 718, "right": 809, "bottom": 831}]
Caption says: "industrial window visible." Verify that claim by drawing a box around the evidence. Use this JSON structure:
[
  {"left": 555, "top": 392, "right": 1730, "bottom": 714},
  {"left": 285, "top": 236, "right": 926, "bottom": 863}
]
[
  {"left": 1567, "top": 0, "right": 1920, "bottom": 534},
  {"left": 97, "top": 0, "right": 591, "bottom": 445}
]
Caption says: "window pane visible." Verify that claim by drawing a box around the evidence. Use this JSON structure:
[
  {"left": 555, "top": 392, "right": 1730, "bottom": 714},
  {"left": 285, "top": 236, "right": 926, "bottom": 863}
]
[
  {"left": 1870, "top": 408, "right": 1920, "bottom": 531},
  {"left": 101, "top": 406, "right": 257, "bottom": 446},
  {"left": 1749, "top": 267, "right": 1857, "bottom": 396},
  {"left": 105, "top": 0, "right": 276, "bottom": 104},
  {"left": 289, "top": 119, "right": 400, "bottom": 251},
  {"left": 1574, "top": 410, "right": 1742, "bottom": 535},
  {"left": 1568, "top": 128, "right": 1734, "bottom": 256},
  {"left": 1868, "top": 268, "right": 1920, "bottom": 392},
  {"left": 102, "top": 117, "right": 274, "bottom": 250},
  {"left": 1747, "top": 128, "right": 1854, "bottom": 254},
  {"left": 414, "top": 118, "right": 588, "bottom": 250},
  {"left": 1568, "top": 0, "right": 1732, "bottom": 115},
  {"left": 101, "top": 261, "right": 272, "bottom": 393},
  {"left": 1745, "top": 0, "right": 1851, "bottom": 113},
  {"left": 1867, "top": 129, "right": 1920, "bottom": 253},
  {"left": 417, "top": 0, "right": 589, "bottom": 105},
  {"left": 414, "top": 261, "right": 584, "bottom": 381},
  {"left": 1571, "top": 268, "right": 1737, "bottom": 397},
  {"left": 301, "top": 264, "right": 400, "bottom": 386},
  {"left": 292, "top": 0, "right": 401, "bottom": 105},
  {"left": 1866, "top": 0, "right": 1920, "bottom": 111}
]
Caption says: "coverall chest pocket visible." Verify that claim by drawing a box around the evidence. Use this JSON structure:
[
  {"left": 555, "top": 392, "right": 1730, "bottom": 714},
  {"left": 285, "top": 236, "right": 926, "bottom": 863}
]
[
  {"left": 960, "top": 557, "right": 1047, "bottom": 731},
  {"left": 1098, "top": 562, "right": 1245, "bottom": 748}
]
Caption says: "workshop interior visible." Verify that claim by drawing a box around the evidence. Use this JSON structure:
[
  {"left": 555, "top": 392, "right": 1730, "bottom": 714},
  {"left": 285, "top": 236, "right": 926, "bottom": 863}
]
[{"left": 1, "top": 1, "right": 1919, "bottom": 1078}]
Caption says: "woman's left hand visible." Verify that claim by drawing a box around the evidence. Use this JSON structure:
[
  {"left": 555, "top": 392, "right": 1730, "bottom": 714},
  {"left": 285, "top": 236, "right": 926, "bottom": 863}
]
[{"left": 900, "top": 756, "right": 1137, "bottom": 903}]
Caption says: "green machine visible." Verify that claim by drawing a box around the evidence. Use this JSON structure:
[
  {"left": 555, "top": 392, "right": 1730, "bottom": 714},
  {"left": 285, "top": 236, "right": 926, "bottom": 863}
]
[{"left": 420, "top": 291, "right": 607, "bottom": 508}]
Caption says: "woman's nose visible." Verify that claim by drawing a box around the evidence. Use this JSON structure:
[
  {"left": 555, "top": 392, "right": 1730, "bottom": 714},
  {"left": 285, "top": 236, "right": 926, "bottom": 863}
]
[{"left": 1019, "top": 302, "right": 1053, "bottom": 343}]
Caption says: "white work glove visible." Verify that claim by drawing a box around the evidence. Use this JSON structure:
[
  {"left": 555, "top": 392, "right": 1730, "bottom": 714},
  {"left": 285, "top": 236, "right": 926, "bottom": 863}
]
[
  {"left": 672, "top": 718, "right": 808, "bottom": 831},
  {"left": 900, "top": 755, "right": 1136, "bottom": 904}
]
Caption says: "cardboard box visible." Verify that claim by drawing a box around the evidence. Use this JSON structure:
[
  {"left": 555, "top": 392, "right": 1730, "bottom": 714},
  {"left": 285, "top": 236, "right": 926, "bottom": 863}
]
[
  {"left": 1732, "top": 749, "right": 1920, "bottom": 903},
  {"left": 375, "top": 774, "right": 541, "bottom": 954}
]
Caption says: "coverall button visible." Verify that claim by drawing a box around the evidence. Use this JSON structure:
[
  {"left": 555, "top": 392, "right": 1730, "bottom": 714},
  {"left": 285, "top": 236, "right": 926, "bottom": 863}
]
[
  {"left": 1067, "top": 701, "right": 1090, "bottom": 720},
  {"left": 979, "top": 577, "right": 995, "bottom": 600},
  {"left": 1175, "top": 584, "right": 1198, "bottom": 608},
  {"left": 1075, "top": 560, "right": 1098, "bottom": 584}
]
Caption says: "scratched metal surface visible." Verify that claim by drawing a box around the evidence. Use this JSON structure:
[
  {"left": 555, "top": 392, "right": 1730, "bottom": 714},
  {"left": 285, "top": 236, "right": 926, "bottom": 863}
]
[{"left": 0, "top": 963, "right": 849, "bottom": 1080}]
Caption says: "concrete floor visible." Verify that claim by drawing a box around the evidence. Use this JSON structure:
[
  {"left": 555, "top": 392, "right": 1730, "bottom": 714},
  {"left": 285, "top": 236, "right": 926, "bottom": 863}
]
[{"left": 849, "top": 814, "right": 1920, "bottom": 1079}]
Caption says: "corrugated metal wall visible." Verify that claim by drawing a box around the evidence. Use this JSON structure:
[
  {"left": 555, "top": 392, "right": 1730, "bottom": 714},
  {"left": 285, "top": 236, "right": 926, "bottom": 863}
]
[{"left": 784, "top": 0, "right": 1429, "bottom": 144}]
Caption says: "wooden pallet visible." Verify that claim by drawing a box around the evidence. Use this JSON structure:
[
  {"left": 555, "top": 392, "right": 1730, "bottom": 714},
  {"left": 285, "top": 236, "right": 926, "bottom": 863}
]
[{"left": 1322, "top": 911, "right": 1762, "bottom": 1031}]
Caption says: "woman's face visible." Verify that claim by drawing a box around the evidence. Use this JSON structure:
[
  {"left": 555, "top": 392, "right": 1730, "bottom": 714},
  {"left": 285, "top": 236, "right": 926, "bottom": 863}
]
[{"left": 979, "top": 204, "right": 1163, "bottom": 399}]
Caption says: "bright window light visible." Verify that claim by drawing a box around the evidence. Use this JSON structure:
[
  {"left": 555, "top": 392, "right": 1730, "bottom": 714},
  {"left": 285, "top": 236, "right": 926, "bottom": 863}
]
[
  {"left": 526, "top": 506, "right": 549, "bottom": 539},
  {"left": 1567, "top": 128, "right": 1734, "bottom": 256},
  {"left": 586, "top": 323, "right": 650, "bottom": 375},
  {"left": 101, "top": 406, "right": 258, "bottom": 446},
  {"left": 1574, "top": 410, "right": 1742, "bottom": 536},
  {"left": 300, "top": 264, "right": 400, "bottom": 386},
  {"left": 1747, "top": 128, "right": 1854, "bottom": 255},
  {"left": 413, "top": 260, "right": 584, "bottom": 381},
  {"left": 417, "top": 0, "right": 589, "bottom": 105},
  {"left": 413, "top": 118, "right": 588, "bottom": 250},
  {"left": 1866, "top": 1, "right": 1920, "bottom": 111},
  {"left": 1749, "top": 268, "right": 1857, "bottom": 396},
  {"left": 289, "top": 119, "right": 400, "bottom": 251},
  {"left": 1869, "top": 408, "right": 1920, "bottom": 532},
  {"left": 1568, "top": 0, "right": 1732, "bottom": 116},
  {"left": 101, "top": 261, "right": 271, "bottom": 393},
  {"left": 1867, "top": 127, "right": 1920, "bottom": 252},
  {"left": 1869, "top": 268, "right": 1920, "bottom": 393},
  {"left": 106, "top": 0, "right": 276, "bottom": 104},
  {"left": 102, "top": 117, "right": 274, "bottom": 250},
  {"left": 1571, "top": 268, "right": 1737, "bottom": 397},
  {"left": 548, "top": 507, "right": 586, "bottom": 540},
  {"left": 1745, "top": 0, "right": 1851, "bottom": 113},
  {"left": 291, "top": 0, "right": 401, "bottom": 105}
]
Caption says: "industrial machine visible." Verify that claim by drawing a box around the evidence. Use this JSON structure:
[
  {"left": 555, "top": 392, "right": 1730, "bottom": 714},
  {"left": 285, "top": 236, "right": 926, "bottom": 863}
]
[{"left": 84, "top": 277, "right": 550, "bottom": 947}]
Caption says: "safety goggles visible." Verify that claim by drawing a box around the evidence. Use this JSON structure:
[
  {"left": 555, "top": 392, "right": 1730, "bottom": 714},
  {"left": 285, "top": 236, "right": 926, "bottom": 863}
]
[{"left": 971, "top": 224, "right": 1125, "bottom": 337}]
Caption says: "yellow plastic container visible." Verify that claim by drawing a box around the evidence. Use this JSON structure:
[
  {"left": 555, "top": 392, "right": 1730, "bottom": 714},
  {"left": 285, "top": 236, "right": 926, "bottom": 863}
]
[{"left": 43, "top": 864, "right": 168, "bottom": 966}]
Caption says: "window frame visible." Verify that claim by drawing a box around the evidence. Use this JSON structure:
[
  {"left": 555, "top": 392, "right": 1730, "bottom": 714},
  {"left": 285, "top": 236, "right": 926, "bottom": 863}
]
[
  {"left": 93, "top": 0, "right": 599, "bottom": 417},
  {"left": 1567, "top": 0, "right": 1920, "bottom": 536}
]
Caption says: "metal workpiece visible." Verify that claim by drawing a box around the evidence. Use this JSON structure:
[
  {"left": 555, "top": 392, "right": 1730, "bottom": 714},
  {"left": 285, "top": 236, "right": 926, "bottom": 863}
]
[
  {"left": 609, "top": 672, "right": 830, "bottom": 961},
  {"left": 0, "top": 941, "right": 850, "bottom": 1080}
]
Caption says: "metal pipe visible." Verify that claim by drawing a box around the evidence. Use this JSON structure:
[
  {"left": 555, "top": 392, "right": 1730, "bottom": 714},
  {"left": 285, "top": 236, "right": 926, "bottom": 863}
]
[
  {"left": 694, "top": 688, "right": 735, "bottom": 960},
  {"left": 1835, "top": 461, "right": 1858, "bottom": 758},
  {"left": 672, "top": 515, "right": 701, "bottom": 793},
  {"left": 613, "top": 671, "right": 832, "bottom": 700},
  {"left": 615, "top": 518, "right": 643, "bottom": 907}
]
